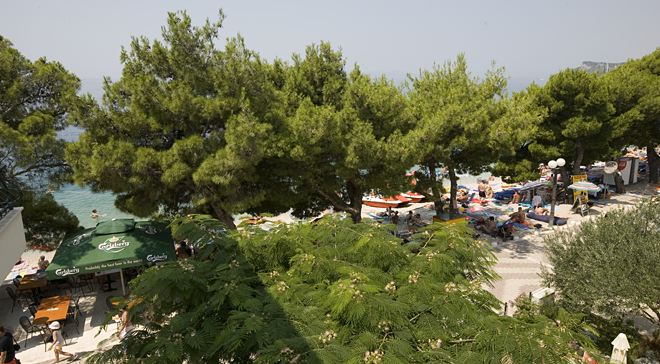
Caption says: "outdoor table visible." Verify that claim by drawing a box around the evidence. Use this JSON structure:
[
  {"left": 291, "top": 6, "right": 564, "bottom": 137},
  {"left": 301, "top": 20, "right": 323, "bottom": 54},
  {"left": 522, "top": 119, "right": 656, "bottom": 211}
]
[
  {"left": 4, "top": 261, "right": 38, "bottom": 284},
  {"left": 33, "top": 295, "right": 71, "bottom": 326},
  {"left": 17, "top": 274, "right": 48, "bottom": 291}
]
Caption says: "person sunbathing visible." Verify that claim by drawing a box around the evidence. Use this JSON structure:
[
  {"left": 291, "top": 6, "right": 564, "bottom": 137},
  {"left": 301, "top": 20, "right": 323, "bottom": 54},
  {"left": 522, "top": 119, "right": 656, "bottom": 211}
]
[
  {"left": 535, "top": 206, "right": 550, "bottom": 215},
  {"left": 457, "top": 189, "right": 469, "bottom": 203},
  {"left": 476, "top": 216, "right": 498, "bottom": 236},
  {"left": 509, "top": 207, "right": 530, "bottom": 226}
]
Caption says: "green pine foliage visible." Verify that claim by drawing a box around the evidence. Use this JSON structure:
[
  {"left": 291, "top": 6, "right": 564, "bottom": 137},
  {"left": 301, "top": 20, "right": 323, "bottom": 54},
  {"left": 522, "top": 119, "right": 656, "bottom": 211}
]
[
  {"left": 20, "top": 190, "right": 80, "bottom": 248},
  {"left": 604, "top": 49, "right": 660, "bottom": 183},
  {"left": 404, "top": 55, "right": 514, "bottom": 212},
  {"left": 278, "top": 47, "right": 412, "bottom": 223},
  {"left": 0, "top": 35, "right": 82, "bottom": 244},
  {"left": 66, "top": 11, "right": 285, "bottom": 229},
  {"left": 89, "top": 215, "right": 590, "bottom": 363}
]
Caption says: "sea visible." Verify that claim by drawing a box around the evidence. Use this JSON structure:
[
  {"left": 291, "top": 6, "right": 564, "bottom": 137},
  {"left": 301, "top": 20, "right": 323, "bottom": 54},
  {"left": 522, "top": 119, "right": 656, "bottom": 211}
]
[
  {"left": 52, "top": 79, "right": 135, "bottom": 228},
  {"left": 53, "top": 77, "right": 522, "bottom": 228}
]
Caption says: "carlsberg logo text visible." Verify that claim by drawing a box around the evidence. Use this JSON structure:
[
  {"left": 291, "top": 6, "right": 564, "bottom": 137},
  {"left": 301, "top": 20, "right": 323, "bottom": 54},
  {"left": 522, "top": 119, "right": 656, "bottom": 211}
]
[
  {"left": 55, "top": 267, "right": 80, "bottom": 276},
  {"left": 99, "top": 236, "right": 130, "bottom": 253},
  {"left": 147, "top": 254, "right": 168, "bottom": 262}
]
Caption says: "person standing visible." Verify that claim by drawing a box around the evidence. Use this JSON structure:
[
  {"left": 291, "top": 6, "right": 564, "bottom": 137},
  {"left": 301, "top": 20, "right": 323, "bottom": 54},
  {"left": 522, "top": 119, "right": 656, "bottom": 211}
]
[
  {"left": 176, "top": 241, "right": 192, "bottom": 259},
  {"left": 477, "top": 180, "right": 487, "bottom": 198},
  {"left": 48, "top": 321, "right": 76, "bottom": 363},
  {"left": 118, "top": 309, "right": 134, "bottom": 339},
  {"left": 406, "top": 211, "right": 414, "bottom": 227},
  {"left": 0, "top": 326, "right": 17, "bottom": 364},
  {"left": 391, "top": 211, "right": 400, "bottom": 226}
]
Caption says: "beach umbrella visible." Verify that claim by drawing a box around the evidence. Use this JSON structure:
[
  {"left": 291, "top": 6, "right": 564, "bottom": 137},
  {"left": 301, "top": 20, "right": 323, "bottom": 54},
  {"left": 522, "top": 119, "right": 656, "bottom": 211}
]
[
  {"left": 610, "top": 333, "right": 630, "bottom": 364},
  {"left": 45, "top": 219, "right": 175, "bottom": 293},
  {"left": 567, "top": 181, "right": 601, "bottom": 194}
]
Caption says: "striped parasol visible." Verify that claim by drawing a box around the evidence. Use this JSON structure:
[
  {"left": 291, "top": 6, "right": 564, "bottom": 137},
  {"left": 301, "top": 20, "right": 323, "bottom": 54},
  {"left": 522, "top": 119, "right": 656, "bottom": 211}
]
[{"left": 567, "top": 181, "right": 601, "bottom": 193}]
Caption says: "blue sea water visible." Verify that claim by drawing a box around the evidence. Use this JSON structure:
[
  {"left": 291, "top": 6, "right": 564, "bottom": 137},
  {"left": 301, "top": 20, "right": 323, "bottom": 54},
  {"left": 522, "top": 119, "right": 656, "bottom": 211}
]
[
  {"left": 55, "top": 122, "right": 136, "bottom": 228},
  {"left": 52, "top": 184, "right": 137, "bottom": 229}
]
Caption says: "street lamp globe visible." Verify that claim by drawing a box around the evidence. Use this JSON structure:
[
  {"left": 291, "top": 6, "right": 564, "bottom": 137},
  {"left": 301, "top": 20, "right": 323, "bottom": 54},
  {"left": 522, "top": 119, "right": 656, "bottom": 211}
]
[
  {"left": 556, "top": 158, "right": 566, "bottom": 167},
  {"left": 548, "top": 160, "right": 558, "bottom": 169}
]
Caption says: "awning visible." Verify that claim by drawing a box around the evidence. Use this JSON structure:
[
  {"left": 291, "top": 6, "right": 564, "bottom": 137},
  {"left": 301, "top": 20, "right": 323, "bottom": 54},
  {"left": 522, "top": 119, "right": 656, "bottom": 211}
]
[{"left": 45, "top": 219, "right": 175, "bottom": 280}]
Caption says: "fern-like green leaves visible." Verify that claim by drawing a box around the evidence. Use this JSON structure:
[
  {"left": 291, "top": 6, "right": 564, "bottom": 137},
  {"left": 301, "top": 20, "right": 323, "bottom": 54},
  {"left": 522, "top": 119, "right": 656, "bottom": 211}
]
[{"left": 88, "top": 215, "right": 589, "bottom": 363}]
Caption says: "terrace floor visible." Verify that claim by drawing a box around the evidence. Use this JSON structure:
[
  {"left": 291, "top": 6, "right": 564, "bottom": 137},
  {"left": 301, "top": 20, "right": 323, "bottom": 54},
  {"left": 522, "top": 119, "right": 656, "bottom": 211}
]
[{"left": 1, "top": 279, "right": 124, "bottom": 364}]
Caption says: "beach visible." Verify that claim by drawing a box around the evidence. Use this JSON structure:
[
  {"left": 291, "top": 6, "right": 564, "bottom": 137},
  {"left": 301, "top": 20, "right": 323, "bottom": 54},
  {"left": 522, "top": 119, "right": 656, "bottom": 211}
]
[{"left": 361, "top": 179, "right": 657, "bottom": 318}]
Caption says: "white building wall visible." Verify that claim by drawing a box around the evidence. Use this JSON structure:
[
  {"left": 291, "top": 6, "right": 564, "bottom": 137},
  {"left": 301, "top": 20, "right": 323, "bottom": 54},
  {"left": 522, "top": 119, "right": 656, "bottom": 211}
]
[{"left": 0, "top": 208, "right": 27, "bottom": 280}]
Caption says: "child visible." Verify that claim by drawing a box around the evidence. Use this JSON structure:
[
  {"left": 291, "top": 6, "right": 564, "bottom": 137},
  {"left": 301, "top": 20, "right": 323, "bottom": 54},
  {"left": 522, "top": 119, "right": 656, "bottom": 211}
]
[{"left": 48, "top": 321, "right": 77, "bottom": 363}]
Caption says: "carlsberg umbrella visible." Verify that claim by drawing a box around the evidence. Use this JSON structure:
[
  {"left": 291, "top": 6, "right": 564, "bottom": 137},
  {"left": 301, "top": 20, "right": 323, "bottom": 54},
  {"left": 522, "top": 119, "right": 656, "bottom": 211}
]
[{"left": 46, "top": 219, "right": 175, "bottom": 280}]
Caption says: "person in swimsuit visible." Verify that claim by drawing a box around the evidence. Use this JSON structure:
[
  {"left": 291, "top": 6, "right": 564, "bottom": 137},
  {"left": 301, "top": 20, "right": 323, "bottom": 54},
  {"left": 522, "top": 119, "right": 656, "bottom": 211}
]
[
  {"left": 509, "top": 190, "right": 521, "bottom": 205},
  {"left": 118, "top": 309, "right": 134, "bottom": 339},
  {"left": 477, "top": 180, "right": 487, "bottom": 198},
  {"left": 535, "top": 206, "right": 550, "bottom": 215}
]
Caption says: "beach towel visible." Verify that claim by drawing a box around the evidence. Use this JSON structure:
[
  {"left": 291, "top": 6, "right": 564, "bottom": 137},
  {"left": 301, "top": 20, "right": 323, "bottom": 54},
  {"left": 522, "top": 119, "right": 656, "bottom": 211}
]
[
  {"left": 526, "top": 212, "right": 567, "bottom": 226},
  {"left": 368, "top": 213, "right": 386, "bottom": 221}
]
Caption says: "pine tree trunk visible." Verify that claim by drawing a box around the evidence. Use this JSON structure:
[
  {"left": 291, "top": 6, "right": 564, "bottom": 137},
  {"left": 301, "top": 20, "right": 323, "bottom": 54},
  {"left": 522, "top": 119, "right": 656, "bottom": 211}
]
[
  {"left": 211, "top": 204, "right": 237, "bottom": 230},
  {"left": 648, "top": 142, "right": 659, "bottom": 184},
  {"left": 346, "top": 179, "right": 363, "bottom": 223},
  {"left": 448, "top": 167, "right": 458, "bottom": 213},
  {"left": 428, "top": 162, "right": 444, "bottom": 216},
  {"left": 560, "top": 168, "right": 571, "bottom": 204},
  {"left": 572, "top": 144, "right": 584, "bottom": 175}
]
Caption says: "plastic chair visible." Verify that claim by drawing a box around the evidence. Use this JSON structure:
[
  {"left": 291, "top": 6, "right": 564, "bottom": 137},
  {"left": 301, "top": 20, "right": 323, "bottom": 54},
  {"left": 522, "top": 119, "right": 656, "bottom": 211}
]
[
  {"left": 5, "top": 286, "right": 26, "bottom": 313},
  {"left": 66, "top": 306, "right": 80, "bottom": 334},
  {"left": 28, "top": 304, "right": 38, "bottom": 318},
  {"left": 18, "top": 315, "right": 47, "bottom": 350}
]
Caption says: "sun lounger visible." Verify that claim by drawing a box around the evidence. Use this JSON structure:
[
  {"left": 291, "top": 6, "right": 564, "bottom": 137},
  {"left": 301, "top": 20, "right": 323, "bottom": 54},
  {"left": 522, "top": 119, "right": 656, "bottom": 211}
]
[
  {"left": 526, "top": 212, "right": 567, "bottom": 226},
  {"left": 494, "top": 189, "right": 517, "bottom": 201}
]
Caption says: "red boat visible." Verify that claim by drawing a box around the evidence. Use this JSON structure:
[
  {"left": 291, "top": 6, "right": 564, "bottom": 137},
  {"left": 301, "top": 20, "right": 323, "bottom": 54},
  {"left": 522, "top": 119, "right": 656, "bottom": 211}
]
[
  {"left": 362, "top": 196, "right": 404, "bottom": 208},
  {"left": 399, "top": 192, "right": 424, "bottom": 203},
  {"left": 394, "top": 194, "right": 412, "bottom": 203}
]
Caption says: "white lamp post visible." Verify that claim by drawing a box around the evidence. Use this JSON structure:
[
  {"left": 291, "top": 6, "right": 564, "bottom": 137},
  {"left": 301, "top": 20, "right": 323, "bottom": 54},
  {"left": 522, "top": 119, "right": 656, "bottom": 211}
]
[{"left": 548, "top": 158, "right": 565, "bottom": 228}]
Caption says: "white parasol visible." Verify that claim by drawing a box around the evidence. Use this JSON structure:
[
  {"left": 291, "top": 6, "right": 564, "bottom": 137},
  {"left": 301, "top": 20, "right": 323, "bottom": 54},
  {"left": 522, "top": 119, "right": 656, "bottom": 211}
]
[
  {"left": 567, "top": 181, "right": 601, "bottom": 194},
  {"left": 610, "top": 333, "right": 630, "bottom": 364}
]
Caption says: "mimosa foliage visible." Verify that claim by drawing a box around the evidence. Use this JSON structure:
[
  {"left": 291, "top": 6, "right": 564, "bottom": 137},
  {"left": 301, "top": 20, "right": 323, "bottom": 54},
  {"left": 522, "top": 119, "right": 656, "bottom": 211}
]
[{"left": 89, "top": 215, "right": 589, "bottom": 363}]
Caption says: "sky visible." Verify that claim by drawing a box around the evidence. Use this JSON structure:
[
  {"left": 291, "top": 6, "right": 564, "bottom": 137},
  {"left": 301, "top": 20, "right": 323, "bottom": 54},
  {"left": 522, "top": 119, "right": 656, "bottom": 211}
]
[{"left": 1, "top": 0, "right": 659, "bottom": 89}]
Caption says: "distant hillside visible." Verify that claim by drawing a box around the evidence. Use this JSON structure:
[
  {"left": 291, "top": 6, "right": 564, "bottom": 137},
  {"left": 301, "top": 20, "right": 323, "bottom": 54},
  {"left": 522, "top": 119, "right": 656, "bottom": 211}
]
[{"left": 577, "top": 61, "right": 623, "bottom": 74}]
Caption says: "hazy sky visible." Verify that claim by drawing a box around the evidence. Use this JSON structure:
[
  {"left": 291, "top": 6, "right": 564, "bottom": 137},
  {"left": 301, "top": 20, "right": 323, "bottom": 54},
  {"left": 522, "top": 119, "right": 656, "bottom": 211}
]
[{"left": 1, "top": 0, "right": 659, "bottom": 83}]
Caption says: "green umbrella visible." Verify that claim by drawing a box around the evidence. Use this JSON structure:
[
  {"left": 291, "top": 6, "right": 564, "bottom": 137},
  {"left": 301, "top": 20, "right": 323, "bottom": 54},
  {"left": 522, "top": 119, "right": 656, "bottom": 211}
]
[{"left": 46, "top": 219, "right": 175, "bottom": 280}]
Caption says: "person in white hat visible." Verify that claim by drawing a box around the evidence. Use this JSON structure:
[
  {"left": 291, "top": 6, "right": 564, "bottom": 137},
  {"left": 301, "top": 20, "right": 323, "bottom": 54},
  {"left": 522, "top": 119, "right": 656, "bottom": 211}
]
[{"left": 47, "top": 321, "right": 76, "bottom": 362}]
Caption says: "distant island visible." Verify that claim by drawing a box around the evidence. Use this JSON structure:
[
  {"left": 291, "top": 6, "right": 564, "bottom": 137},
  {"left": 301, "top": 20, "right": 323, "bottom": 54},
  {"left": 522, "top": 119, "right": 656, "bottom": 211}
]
[{"left": 578, "top": 61, "right": 624, "bottom": 74}]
